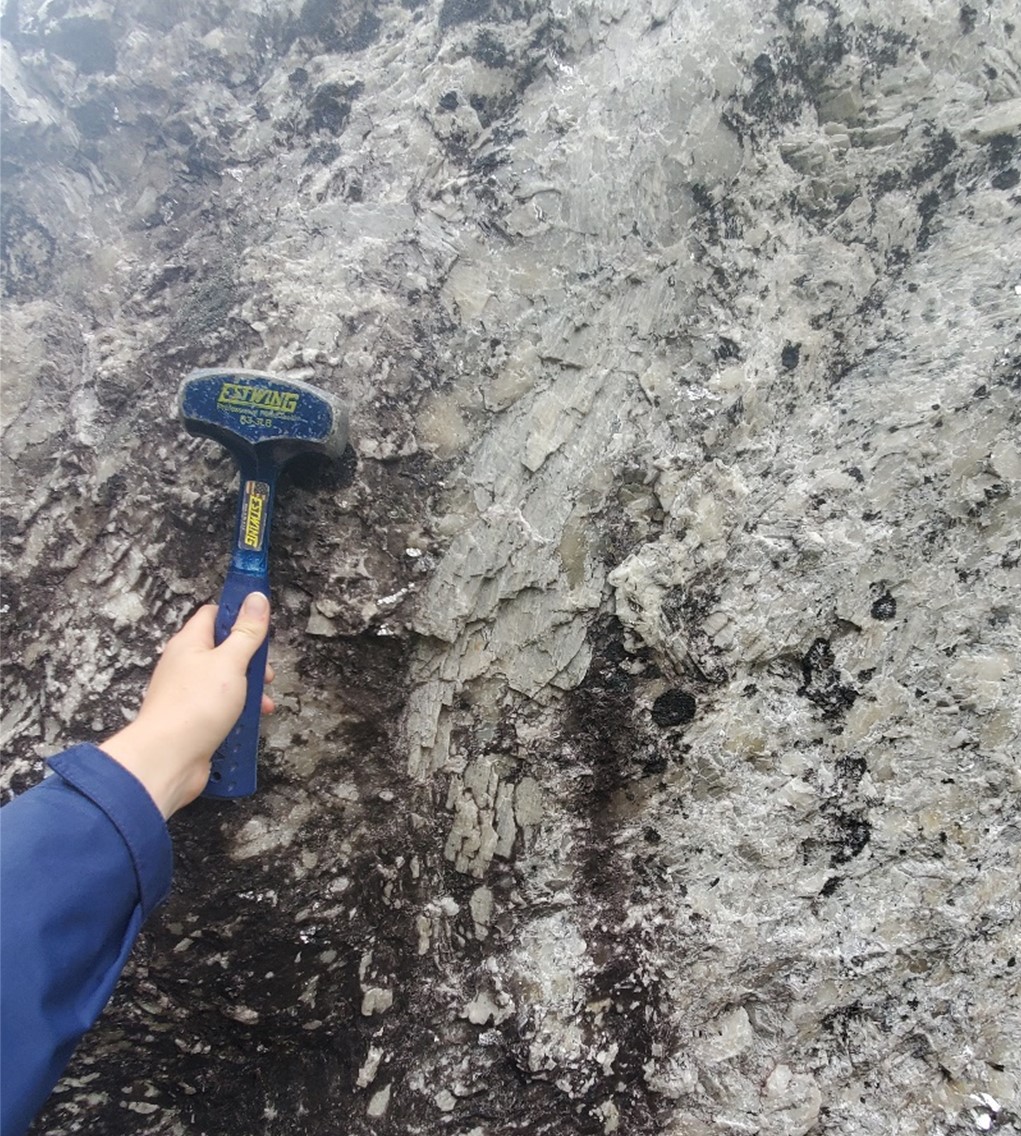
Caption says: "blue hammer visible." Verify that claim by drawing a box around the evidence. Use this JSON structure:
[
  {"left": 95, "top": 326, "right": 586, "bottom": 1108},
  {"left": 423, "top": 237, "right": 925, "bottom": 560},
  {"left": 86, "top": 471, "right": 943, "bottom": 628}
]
[{"left": 178, "top": 369, "right": 349, "bottom": 798}]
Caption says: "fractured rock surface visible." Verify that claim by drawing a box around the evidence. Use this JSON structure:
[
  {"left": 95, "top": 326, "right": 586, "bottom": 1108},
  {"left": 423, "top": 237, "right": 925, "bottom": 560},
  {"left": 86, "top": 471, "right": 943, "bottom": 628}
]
[{"left": 2, "top": 0, "right": 1019, "bottom": 1133}]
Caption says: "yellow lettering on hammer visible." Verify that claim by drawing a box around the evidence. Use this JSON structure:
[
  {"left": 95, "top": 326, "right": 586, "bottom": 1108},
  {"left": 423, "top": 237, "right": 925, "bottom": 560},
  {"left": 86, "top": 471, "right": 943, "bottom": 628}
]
[
  {"left": 243, "top": 486, "right": 266, "bottom": 549},
  {"left": 219, "top": 383, "right": 299, "bottom": 415}
]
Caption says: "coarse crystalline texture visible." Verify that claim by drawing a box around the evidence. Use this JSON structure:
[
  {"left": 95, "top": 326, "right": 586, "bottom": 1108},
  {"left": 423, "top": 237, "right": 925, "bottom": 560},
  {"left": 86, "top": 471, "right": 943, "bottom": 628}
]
[{"left": 2, "top": 0, "right": 1020, "bottom": 1133}]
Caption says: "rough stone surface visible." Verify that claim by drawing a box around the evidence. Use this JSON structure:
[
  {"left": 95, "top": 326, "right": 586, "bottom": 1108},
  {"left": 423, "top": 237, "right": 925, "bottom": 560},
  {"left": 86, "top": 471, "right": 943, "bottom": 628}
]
[{"left": 2, "top": 0, "right": 1020, "bottom": 1133}]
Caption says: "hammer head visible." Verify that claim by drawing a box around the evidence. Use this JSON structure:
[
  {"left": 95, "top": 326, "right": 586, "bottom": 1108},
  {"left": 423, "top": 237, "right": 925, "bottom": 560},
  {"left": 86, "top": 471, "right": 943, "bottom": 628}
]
[{"left": 178, "top": 369, "right": 348, "bottom": 469}]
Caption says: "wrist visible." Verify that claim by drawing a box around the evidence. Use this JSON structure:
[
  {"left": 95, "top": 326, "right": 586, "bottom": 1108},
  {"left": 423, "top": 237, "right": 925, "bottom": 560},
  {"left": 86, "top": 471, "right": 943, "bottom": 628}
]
[{"left": 101, "top": 722, "right": 201, "bottom": 820}]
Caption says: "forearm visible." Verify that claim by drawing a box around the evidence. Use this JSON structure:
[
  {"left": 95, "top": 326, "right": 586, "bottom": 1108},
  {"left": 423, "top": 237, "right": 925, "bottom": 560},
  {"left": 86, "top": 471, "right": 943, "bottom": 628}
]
[{"left": 0, "top": 745, "right": 173, "bottom": 1136}]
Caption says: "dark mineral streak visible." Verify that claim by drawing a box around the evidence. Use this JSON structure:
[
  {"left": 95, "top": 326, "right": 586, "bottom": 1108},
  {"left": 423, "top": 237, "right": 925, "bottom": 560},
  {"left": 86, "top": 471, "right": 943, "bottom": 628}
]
[{"left": 2, "top": 0, "right": 1019, "bottom": 1133}]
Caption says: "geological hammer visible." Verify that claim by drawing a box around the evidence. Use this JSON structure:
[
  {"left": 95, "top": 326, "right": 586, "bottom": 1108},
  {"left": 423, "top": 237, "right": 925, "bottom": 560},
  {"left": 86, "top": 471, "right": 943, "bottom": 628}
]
[{"left": 178, "top": 368, "right": 349, "bottom": 798}]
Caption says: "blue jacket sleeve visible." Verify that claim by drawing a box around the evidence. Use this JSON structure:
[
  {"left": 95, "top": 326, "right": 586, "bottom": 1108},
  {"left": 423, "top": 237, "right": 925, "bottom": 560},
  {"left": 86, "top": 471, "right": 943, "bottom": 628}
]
[{"left": 0, "top": 744, "right": 173, "bottom": 1136}]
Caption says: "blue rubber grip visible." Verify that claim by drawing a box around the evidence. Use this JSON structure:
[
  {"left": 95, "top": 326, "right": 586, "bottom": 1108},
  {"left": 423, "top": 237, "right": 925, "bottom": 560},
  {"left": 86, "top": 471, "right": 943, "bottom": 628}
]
[{"left": 203, "top": 568, "right": 270, "bottom": 798}]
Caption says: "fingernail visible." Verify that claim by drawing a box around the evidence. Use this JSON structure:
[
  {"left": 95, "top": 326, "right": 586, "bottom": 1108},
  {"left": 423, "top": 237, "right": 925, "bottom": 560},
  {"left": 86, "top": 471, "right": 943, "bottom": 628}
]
[{"left": 243, "top": 591, "right": 269, "bottom": 617}]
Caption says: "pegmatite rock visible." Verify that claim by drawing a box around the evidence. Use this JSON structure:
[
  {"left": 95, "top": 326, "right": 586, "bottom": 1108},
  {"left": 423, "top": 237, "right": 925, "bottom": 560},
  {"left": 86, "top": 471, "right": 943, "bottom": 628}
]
[{"left": 2, "top": 0, "right": 1019, "bottom": 1132}]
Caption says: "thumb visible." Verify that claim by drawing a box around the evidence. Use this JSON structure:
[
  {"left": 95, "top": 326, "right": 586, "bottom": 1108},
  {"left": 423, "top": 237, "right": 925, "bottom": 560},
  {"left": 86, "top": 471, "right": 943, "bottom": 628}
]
[{"left": 218, "top": 592, "right": 271, "bottom": 666}]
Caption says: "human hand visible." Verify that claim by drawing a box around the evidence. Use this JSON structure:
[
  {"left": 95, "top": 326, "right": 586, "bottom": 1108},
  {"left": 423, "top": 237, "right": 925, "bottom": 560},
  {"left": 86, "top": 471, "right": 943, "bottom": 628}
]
[{"left": 101, "top": 593, "right": 275, "bottom": 818}]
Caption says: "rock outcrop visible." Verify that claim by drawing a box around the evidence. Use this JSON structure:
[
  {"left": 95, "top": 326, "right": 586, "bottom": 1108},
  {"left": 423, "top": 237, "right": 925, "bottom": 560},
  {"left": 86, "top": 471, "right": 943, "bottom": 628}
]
[{"left": 2, "top": 0, "right": 1019, "bottom": 1132}]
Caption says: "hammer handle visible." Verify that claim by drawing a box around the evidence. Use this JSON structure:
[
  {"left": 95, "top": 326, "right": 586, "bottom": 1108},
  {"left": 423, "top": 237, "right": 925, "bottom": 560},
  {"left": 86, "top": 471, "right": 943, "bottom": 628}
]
[{"left": 203, "top": 567, "right": 270, "bottom": 798}]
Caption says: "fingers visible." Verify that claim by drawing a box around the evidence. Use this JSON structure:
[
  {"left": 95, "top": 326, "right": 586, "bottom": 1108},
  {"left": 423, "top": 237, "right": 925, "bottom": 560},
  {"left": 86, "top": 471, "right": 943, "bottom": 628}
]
[
  {"left": 217, "top": 592, "right": 271, "bottom": 666},
  {"left": 262, "top": 663, "right": 275, "bottom": 715}
]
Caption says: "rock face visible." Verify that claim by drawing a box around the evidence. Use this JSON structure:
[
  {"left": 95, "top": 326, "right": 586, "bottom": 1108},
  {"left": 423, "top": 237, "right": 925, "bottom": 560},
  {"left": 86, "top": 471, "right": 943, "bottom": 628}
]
[{"left": 2, "top": 0, "right": 1020, "bottom": 1132}]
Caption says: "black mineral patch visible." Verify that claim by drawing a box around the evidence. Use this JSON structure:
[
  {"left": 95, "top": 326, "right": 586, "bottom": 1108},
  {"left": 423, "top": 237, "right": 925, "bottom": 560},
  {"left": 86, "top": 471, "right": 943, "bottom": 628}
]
[
  {"left": 0, "top": 203, "right": 56, "bottom": 299},
  {"left": 870, "top": 590, "right": 897, "bottom": 621},
  {"left": 298, "top": 0, "right": 381, "bottom": 52},
  {"left": 753, "top": 53, "right": 775, "bottom": 79},
  {"left": 739, "top": 57, "right": 801, "bottom": 131},
  {"left": 439, "top": 0, "right": 492, "bottom": 32},
  {"left": 307, "top": 81, "right": 364, "bottom": 134},
  {"left": 829, "top": 811, "right": 871, "bottom": 864},
  {"left": 781, "top": 342, "right": 801, "bottom": 370},
  {"left": 836, "top": 753, "right": 867, "bottom": 785},
  {"left": 912, "top": 126, "right": 958, "bottom": 184},
  {"left": 565, "top": 618, "right": 647, "bottom": 838},
  {"left": 473, "top": 29, "right": 510, "bottom": 68},
  {"left": 732, "top": 16, "right": 907, "bottom": 142},
  {"left": 172, "top": 267, "right": 239, "bottom": 341},
  {"left": 798, "top": 638, "right": 859, "bottom": 719},
  {"left": 561, "top": 619, "right": 679, "bottom": 1132},
  {"left": 875, "top": 169, "right": 902, "bottom": 195},
  {"left": 651, "top": 689, "right": 697, "bottom": 727},
  {"left": 991, "top": 167, "right": 1020, "bottom": 190},
  {"left": 304, "top": 140, "right": 342, "bottom": 166},
  {"left": 715, "top": 336, "right": 741, "bottom": 361},
  {"left": 583, "top": 950, "right": 669, "bottom": 1131},
  {"left": 986, "top": 133, "right": 1020, "bottom": 168},
  {"left": 916, "top": 189, "right": 942, "bottom": 249}
]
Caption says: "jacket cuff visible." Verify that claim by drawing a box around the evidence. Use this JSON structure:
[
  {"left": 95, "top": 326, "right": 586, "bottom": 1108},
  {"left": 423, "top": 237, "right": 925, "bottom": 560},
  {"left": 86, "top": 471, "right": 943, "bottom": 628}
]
[{"left": 48, "top": 744, "right": 174, "bottom": 917}]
